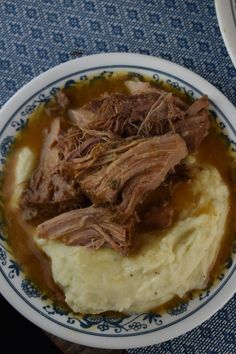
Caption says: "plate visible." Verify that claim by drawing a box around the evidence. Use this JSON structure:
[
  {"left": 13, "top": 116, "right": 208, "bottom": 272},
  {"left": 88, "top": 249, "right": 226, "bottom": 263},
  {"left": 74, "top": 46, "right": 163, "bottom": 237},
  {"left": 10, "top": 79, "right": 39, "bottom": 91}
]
[
  {"left": 215, "top": 0, "right": 236, "bottom": 68},
  {"left": 0, "top": 53, "right": 236, "bottom": 349}
]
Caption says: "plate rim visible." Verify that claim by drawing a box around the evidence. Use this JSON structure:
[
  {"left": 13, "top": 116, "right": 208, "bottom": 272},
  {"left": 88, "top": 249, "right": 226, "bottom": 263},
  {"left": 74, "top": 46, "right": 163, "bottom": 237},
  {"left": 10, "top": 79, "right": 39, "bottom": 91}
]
[
  {"left": 215, "top": 0, "right": 236, "bottom": 68},
  {"left": 0, "top": 53, "right": 236, "bottom": 349}
]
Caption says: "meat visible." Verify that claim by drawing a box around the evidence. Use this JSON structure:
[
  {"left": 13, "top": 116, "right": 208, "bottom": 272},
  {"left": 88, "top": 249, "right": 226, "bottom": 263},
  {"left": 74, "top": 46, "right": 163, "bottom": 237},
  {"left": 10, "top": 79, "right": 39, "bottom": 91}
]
[
  {"left": 175, "top": 95, "right": 210, "bottom": 152},
  {"left": 57, "top": 126, "right": 119, "bottom": 161},
  {"left": 69, "top": 88, "right": 209, "bottom": 153},
  {"left": 36, "top": 206, "right": 134, "bottom": 256},
  {"left": 40, "top": 118, "right": 61, "bottom": 169},
  {"left": 21, "top": 170, "right": 83, "bottom": 219},
  {"left": 142, "top": 202, "right": 174, "bottom": 229},
  {"left": 186, "top": 95, "right": 208, "bottom": 116},
  {"left": 174, "top": 110, "right": 210, "bottom": 152},
  {"left": 20, "top": 80, "right": 211, "bottom": 255},
  {"left": 136, "top": 92, "right": 184, "bottom": 136},
  {"left": 21, "top": 119, "right": 84, "bottom": 219},
  {"left": 78, "top": 134, "right": 188, "bottom": 219},
  {"left": 71, "top": 92, "right": 163, "bottom": 136},
  {"left": 115, "top": 134, "right": 188, "bottom": 220},
  {"left": 136, "top": 92, "right": 209, "bottom": 152}
]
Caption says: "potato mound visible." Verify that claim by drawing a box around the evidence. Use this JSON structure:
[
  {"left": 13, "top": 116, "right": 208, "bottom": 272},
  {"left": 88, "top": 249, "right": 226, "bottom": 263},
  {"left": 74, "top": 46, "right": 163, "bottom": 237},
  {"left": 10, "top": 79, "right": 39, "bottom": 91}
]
[{"left": 37, "top": 161, "right": 229, "bottom": 314}]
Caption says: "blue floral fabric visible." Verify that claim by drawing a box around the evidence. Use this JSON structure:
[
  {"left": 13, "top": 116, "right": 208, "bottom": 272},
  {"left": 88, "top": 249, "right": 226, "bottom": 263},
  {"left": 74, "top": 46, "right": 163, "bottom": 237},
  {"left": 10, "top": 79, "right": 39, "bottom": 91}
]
[{"left": 0, "top": 0, "right": 236, "bottom": 353}]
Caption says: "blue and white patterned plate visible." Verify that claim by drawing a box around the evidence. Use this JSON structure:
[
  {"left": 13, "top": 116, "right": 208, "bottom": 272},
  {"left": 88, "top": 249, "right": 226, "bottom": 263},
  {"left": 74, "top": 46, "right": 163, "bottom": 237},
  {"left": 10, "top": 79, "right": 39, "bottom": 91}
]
[
  {"left": 0, "top": 53, "right": 236, "bottom": 349},
  {"left": 215, "top": 0, "right": 236, "bottom": 68}
]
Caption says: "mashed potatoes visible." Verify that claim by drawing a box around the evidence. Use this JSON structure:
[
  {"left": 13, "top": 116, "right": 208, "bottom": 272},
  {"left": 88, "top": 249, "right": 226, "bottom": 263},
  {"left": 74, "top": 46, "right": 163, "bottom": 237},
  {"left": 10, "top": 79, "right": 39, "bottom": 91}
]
[
  {"left": 35, "top": 161, "right": 229, "bottom": 314},
  {"left": 10, "top": 147, "right": 36, "bottom": 209}
]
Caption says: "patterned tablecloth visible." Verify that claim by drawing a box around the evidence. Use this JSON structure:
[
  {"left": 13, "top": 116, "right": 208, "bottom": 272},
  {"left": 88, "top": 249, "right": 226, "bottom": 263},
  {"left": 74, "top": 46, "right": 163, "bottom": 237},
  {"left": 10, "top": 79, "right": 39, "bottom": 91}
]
[{"left": 0, "top": 0, "right": 236, "bottom": 353}]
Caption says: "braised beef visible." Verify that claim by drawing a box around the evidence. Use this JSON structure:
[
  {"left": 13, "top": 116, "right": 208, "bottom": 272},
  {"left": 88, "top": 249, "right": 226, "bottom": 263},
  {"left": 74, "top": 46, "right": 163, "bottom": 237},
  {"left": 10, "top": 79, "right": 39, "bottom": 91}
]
[
  {"left": 69, "top": 89, "right": 209, "bottom": 152},
  {"left": 72, "top": 92, "right": 163, "bottom": 136},
  {"left": 57, "top": 126, "right": 119, "bottom": 161},
  {"left": 142, "top": 202, "right": 174, "bottom": 230},
  {"left": 36, "top": 206, "right": 134, "bottom": 256},
  {"left": 21, "top": 119, "right": 84, "bottom": 219},
  {"left": 20, "top": 81, "right": 211, "bottom": 255},
  {"left": 186, "top": 95, "right": 208, "bottom": 116},
  {"left": 114, "top": 134, "right": 188, "bottom": 220},
  {"left": 78, "top": 134, "right": 188, "bottom": 220},
  {"left": 137, "top": 93, "right": 209, "bottom": 151},
  {"left": 21, "top": 170, "right": 84, "bottom": 220},
  {"left": 174, "top": 110, "right": 210, "bottom": 152}
]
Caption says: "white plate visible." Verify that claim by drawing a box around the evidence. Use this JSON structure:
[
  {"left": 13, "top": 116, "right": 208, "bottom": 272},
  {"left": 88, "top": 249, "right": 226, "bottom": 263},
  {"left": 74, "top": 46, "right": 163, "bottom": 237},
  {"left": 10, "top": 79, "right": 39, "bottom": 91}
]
[
  {"left": 0, "top": 53, "right": 236, "bottom": 349},
  {"left": 215, "top": 0, "right": 236, "bottom": 68}
]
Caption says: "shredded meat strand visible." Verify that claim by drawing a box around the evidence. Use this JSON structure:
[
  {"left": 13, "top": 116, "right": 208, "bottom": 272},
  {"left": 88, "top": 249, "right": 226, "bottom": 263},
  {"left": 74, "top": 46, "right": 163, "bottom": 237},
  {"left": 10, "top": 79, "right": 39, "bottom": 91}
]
[
  {"left": 78, "top": 134, "right": 188, "bottom": 222},
  {"left": 21, "top": 119, "right": 85, "bottom": 219},
  {"left": 36, "top": 206, "right": 134, "bottom": 256}
]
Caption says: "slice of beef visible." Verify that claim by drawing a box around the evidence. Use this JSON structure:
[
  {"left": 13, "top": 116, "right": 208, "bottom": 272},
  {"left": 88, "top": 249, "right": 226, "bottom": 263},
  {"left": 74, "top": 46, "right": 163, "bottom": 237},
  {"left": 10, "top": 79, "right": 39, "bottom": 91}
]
[
  {"left": 57, "top": 126, "right": 119, "bottom": 161},
  {"left": 78, "top": 134, "right": 188, "bottom": 220},
  {"left": 66, "top": 130, "right": 118, "bottom": 159},
  {"left": 71, "top": 92, "right": 163, "bottom": 136},
  {"left": 137, "top": 92, "right": 185, "bottom": 136},
  {"left": 174, "top": 110, "right": 210, "bottom": 152},
  {"left": 40, "top": 118, "right": 61, "bottom": 169},
  {"left": 56, "top": 126, "right": 84, "bottom": 159},
  {"left": 175, "top": 95, "right": 209, "bottom": 152},
  {"left": 36, "top": 206, "right": 134, "bottom": 256},
  {"left": 20, "top": 118, "right": 84, "bottom": 219},
  {"left": 138, "top": 93, "right": 209, "bottom": 151},
  {"left": 68, "top": 85, "right": 209, "bottom": 149},
  {"left": 84, "top": 96, "right": 104, "bottom": 112},
  {"left": 59, "top": 135, "right": 145, "bottom": 181},
  {"left": 172, "top": 96, "right": 189, "bottom": 111},
  {"left": 114, "top": 134, "right": 188, "bottom": 220},
  {"left": 137, "top": 93, "right": 198, "bottom": 136},
  {"left": 186, "top": 95, "right": 208, "bottom": 116},
  {"left": 21, "top": 169, "right": 83, "bottom": 219}
]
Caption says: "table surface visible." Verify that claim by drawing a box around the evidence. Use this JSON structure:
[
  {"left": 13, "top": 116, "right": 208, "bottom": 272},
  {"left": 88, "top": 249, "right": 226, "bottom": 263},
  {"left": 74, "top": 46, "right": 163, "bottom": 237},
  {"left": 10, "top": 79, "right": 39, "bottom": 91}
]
[{"left": 1, "top": 1, "right": 236, "bottom": 353}]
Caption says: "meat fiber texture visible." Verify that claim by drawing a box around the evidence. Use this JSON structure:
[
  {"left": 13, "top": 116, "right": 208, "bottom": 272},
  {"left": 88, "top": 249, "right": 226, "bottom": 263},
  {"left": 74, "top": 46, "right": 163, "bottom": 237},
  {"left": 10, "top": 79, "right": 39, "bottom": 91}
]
[
  {"left": 37, "top": 161, "right": 229, "bottom": 314},
  {"left": 21, "top": 81, "right": 210, "bottom": 256},
  {"left": 36, "top": 133, "right": 188, "bottom": 255},
  {"left": 20, "top": 119, "right": 84, "bottom": 219}
]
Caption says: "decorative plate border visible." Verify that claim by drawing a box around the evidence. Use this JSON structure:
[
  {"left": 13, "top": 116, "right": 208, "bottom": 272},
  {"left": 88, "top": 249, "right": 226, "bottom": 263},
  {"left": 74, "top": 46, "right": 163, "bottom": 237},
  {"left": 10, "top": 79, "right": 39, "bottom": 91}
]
[
  {"left": 215, "top": 0, "right": 236, "bottom": 68},
  {"left": 231, "top": 0, "right": 236, "bottom": 27},
  {"left": 0, "top": 64, "right": 236, "bottom": 340}
]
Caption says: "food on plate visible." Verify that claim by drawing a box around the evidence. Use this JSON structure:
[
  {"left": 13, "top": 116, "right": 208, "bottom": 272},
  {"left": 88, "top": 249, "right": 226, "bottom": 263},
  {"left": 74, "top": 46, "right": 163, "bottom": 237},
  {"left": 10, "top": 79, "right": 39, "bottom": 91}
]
[
  {"left": 3, "top": 73, "right": 236, "bottom": 314},
  {"left": 38, "top": 162, "right": 229, "bottom": 314}
]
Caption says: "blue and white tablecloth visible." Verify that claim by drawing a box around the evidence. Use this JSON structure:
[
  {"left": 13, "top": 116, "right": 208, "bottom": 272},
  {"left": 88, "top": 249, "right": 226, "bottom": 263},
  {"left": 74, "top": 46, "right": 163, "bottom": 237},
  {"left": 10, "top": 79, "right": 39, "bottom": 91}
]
[{"left": 0, "top": 0, "right": 236, "bottom": 353}]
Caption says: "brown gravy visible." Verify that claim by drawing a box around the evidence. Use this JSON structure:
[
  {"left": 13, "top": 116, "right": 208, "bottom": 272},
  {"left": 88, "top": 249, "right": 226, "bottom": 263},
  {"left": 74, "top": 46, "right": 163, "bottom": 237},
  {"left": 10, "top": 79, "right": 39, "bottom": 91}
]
[{"left": 2, "top": 74, "right": 236, "bottom": 313}]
